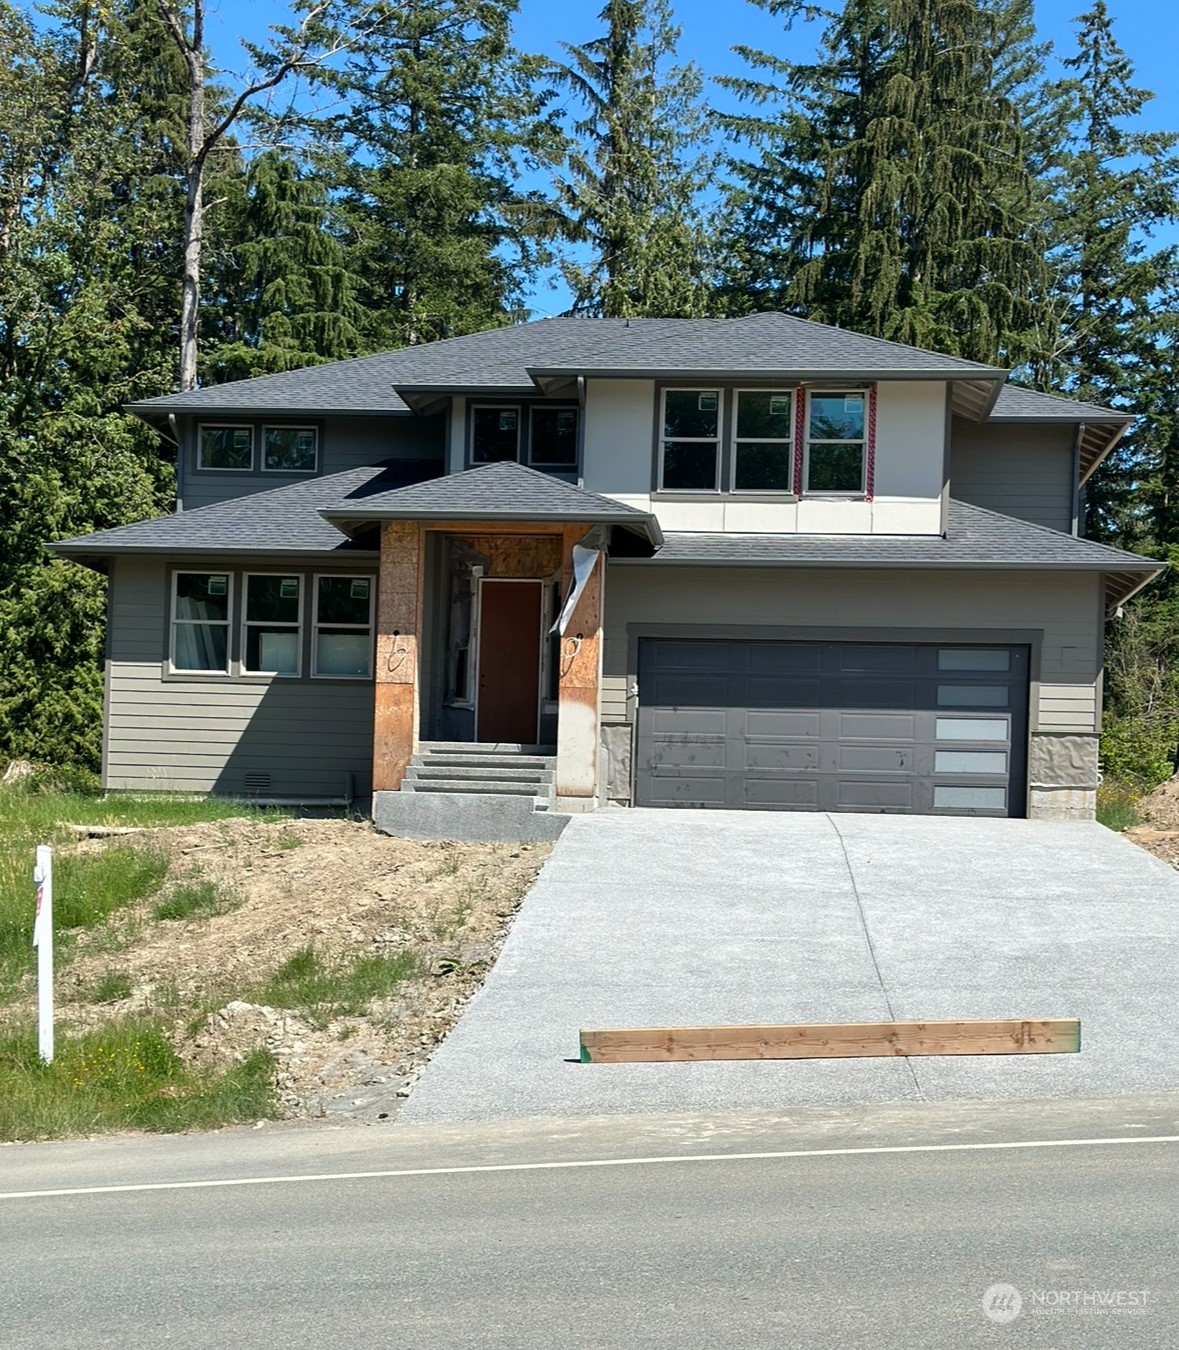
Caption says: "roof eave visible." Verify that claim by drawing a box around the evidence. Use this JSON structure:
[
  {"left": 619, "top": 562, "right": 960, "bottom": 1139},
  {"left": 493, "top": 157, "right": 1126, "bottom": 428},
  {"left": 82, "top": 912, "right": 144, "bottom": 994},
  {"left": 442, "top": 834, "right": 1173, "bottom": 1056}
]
[
  {"left": 524, "top": 365, "right": 1008, "bottom": 384},
  {"left": 49, "top": 541, "right": 379, "bottom": 560},
  {"left": 615, "top": 555, "right": 1165, "bottom": 573}
]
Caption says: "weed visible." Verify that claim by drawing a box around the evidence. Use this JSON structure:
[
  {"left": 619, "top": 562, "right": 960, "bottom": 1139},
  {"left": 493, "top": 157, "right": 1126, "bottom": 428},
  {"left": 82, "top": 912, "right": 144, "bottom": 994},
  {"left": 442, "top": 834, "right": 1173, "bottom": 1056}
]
[
  {"left": 84, "top": 972, "right": 133, "bottom": 1004},
  {"left": 1096, "top": 780, "right": 1143, "bottom": 832},
  {"left": 271, "top": 831, "right": 304, "bottom": 852},
  {"left": 153, "top": 877, "right": 241, "bottom": 923},
  {"left": 0, "top": 1019, "right": 275, "bottom": 1142},
  {"left": 255, "top": 945, "right": 422, "bottom": 1027}
]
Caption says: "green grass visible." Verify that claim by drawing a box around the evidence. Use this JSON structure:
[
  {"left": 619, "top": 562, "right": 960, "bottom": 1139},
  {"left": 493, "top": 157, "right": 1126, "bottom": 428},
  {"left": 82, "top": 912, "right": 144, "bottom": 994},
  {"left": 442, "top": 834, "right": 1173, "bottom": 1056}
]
[
  {"left": 0, "top": 1019, "right": 275, "bottom": 1142},
  {"left": 83, "top": 971, "right": 134, "bottom": 1004},
  {"left": 254, "top": 946, "right": 423, "bottom": 1027},
  {"left": 153, "top": 877, "right": 242, "bottom": 923},
  {"left": 1096, "top": 780, "right": 1144, "bottom": 832}
]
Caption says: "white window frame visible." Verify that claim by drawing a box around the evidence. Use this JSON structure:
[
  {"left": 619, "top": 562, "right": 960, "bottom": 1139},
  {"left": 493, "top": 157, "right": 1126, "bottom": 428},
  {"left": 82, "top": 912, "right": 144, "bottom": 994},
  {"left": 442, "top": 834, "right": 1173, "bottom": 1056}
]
[
  {"left": 261, "top": 425, "right": 319, "bottom": 475},
  {"left": 169, "top": 570, "right": 232, "bottom": 675},
  {"left": 311, "top": 573, "right": 376, "bottom": 680},
  {"left": 730, "top": 388, "right": 796, "bottom": 494},
  {"left": 527, "top": 405, "right": 580, "bottom": 469},
  {"left": 802, "top": 389, "right": 869, "bottom": 496},
  {"left": 469, "top": 404, "right": 522, "bottom": 465},
  {"left": 197, "top": 423, "right": 254, "bottom": 473},
  {"left": 658, "top": 387, "right": 722, "bottom": 493},
  {"left": 241, "top": 572, "right": 303, "bottom": 677}
]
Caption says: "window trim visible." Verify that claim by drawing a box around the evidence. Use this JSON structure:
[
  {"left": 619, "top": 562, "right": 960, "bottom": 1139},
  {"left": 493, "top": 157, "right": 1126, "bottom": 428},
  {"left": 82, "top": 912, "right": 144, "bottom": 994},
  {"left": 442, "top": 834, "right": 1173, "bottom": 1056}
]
[
  {"left": 527, "top": 404, "right": 580, "bottom": 469},
  {"left": 240, "top": 572, "right": 303, "bottom": 678},
  {"left": 311, "top": 573, "right": 376, "bottom": 680},
  {"left": 197, "top": 423, "right": 254, "bottom": 473},
  {"left": 658, "top": 386, "right": 723, "bottom": 493},
  {"left": 169, "top": 570, "right": 233, "bottom": 675},
  {"left": 802, "top": 389, "right": 870, "bottom": 497},
  {"left": 261, "top": 425, "right": 319, "bottom": 475},
  {"left": 730, "top": 387, "right": 797, "bottom": 495}
]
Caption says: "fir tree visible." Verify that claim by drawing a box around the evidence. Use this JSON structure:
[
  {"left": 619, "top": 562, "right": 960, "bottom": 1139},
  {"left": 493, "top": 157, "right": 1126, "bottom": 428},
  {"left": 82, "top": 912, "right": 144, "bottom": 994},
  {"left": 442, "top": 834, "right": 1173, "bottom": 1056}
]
[
  {"left": 718, "top": 0, "right": 1047, "bottom": 365},
  {"left": 546, "top": 0, "right": 712, "bottom": 317}
]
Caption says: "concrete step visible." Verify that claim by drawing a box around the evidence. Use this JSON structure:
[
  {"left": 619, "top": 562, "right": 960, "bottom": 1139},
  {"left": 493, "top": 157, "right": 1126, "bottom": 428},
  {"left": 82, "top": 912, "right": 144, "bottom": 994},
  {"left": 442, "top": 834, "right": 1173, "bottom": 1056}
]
[
  {"left": 405, "top": 765, "right": 555, "bottom": 785},
  {"left": 410, "top": 754, "right": 555, "bottom": 773},
  {"left": 419, "top": 741, "right": 556, "bottom": 756},
  {"left": 401, "top": 779, "right": 548, "bottom": 798}
]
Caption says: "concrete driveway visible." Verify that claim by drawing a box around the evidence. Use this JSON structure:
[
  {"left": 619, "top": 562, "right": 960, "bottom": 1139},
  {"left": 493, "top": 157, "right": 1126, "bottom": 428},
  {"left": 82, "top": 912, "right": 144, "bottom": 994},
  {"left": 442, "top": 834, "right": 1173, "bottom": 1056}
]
[{"left": 401, "top": 811, "right": 1179, "bottom": 1123}]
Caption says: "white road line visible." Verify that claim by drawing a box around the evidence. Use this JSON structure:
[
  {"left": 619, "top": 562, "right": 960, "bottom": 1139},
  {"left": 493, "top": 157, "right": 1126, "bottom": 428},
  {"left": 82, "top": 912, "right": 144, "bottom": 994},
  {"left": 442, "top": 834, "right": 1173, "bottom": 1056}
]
[{"left": 2, "top": 1133, "right": 1177, "bottom": 1201}]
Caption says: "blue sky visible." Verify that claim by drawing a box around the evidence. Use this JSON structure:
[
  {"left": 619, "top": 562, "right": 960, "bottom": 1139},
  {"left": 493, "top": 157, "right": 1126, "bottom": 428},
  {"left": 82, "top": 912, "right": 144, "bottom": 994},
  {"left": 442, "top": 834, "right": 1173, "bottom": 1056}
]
[{"left": 203, "top": 0, "right": 1178, "bottom": 313}]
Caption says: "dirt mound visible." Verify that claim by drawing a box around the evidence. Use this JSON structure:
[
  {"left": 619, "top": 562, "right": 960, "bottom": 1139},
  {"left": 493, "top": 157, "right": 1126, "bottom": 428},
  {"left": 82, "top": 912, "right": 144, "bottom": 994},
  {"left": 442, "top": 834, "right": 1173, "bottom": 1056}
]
[
  {"left": 1136, "top": 776, "right": 1179, "bottom": 830},
  {"left": 36, "top": 816, "right": 550, "bottom": 1119}
]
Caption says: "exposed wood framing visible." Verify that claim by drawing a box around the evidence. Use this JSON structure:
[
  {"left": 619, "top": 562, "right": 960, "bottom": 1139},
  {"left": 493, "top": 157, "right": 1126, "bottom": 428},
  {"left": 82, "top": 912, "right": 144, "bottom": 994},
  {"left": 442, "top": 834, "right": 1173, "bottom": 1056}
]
[
  {"left": 373, "top": 520, "right": 423, "bottom": 791},
  {"left": 578, "top": 1018, "right": 1081, "bottom": 1063}
]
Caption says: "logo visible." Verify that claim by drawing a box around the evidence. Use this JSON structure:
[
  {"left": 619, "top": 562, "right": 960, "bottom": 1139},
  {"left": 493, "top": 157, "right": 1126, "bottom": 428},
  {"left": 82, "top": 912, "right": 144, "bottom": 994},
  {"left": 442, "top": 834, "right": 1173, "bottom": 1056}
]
[{"left": 982, "top": 1283, "right": 1023, "bottom": 1324}]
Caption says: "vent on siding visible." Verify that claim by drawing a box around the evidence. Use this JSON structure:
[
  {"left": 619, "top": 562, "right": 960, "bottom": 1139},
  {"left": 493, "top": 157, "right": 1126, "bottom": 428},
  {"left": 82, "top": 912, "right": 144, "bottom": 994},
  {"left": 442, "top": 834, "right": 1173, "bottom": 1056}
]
[{"left": 243, "top": 772, "right": 272, "bottom": 794}]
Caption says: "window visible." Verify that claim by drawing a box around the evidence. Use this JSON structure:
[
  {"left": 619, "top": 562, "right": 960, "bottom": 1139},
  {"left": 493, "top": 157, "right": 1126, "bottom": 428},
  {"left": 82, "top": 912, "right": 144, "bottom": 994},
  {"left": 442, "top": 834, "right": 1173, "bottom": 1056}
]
[
  {"left": 472, "top": 406, "right": 520, "bottom": 463},
  {"left": 243, "top": 575, "right": 301, "bottom": 675},
  {"left": 804, "top": 392, "right": 867, "bottom": 493},
  {"left": 199, "top": 425, "right": 253, "bottom": 471},
  {"left": 660, "top": 389, "right": 721, "bottom": 491},
  {"left": 263, "top": 426, "right": 318, "bottom": 474},
  {"left": 733, "top": 390, "right": 794, "bottom": 491},
  {"left": 529, "top": 406, "right": 578, "bottom": 467},
  {"left": 313, "top": 575, "right": 374, "bottom": 677},
  {"left": 171, "top": 572, "right": 231, "bottom": 672}
]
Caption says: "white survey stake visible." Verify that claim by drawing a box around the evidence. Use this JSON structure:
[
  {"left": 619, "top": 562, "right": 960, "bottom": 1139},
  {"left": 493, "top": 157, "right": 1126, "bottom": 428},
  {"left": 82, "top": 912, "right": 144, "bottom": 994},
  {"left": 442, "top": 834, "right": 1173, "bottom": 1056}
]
[{"left": 33, "top": 844, "right": 53, "bottom": 1064}]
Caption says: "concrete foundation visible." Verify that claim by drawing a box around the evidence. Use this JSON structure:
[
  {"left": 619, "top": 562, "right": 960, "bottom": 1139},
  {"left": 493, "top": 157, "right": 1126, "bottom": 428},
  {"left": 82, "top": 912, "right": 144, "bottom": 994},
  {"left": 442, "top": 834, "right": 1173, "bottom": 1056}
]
[
  {"left": 1029, "top": 787, "right": 1098, "bottom": 822},
  {"left": 373, "top": 791, "right": 570, "bottom": 844}
]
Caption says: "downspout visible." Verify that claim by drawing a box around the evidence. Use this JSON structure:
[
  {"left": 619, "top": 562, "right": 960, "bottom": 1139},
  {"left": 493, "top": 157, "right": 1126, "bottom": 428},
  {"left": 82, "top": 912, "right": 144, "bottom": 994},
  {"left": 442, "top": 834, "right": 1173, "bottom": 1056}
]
[
  {"left": 576, "top": 376, "right": 587, "bottom": 489},
  {"left": 1071, "top": 423, "right": 1085, "bottom": 536},
  {"left": 168, "top": 414, "right": 184, "bottom": 513}
]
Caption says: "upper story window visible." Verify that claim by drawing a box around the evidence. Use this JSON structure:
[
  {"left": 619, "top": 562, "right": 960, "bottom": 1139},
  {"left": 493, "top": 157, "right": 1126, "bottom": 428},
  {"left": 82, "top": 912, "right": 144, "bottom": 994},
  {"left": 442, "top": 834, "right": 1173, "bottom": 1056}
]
[
  {"left": 263, "top": 426, "right": 318, "bottom": 474},
  {"left": 196, "top": 422, "right": 320, "bottom": 474},
  {"left": 804, "top": 392, "right": 867, "bottom": 494},
  {"left": 660, "top": 387, "right": 797, "bottom": 493},
  {"left": 199, "top": 425, "right": 253, "bottom": 472},
  {"left": 469, "top": 404, "right": 580, "bottom": 469}
]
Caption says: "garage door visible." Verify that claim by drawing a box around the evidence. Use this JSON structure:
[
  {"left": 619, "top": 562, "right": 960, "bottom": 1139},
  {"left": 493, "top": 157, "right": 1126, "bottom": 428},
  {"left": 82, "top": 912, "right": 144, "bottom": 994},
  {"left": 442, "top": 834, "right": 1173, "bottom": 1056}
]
[{"left": 635, "top": 640, "right": 1029, "bottom": 817}]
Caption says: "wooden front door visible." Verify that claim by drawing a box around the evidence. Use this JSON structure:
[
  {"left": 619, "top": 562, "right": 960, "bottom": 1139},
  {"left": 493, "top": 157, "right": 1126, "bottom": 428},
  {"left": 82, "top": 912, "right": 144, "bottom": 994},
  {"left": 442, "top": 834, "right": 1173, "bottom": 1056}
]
[{"left": 476, "top": 580, "right": 543, "bottom": 744}]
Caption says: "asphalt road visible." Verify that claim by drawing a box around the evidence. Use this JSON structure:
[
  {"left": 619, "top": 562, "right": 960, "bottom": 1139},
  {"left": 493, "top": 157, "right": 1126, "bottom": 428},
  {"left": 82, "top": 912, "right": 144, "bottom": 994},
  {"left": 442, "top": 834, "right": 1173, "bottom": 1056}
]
[{"left": 2, "top": 1097, "right": 1177, "bottom": 1349}]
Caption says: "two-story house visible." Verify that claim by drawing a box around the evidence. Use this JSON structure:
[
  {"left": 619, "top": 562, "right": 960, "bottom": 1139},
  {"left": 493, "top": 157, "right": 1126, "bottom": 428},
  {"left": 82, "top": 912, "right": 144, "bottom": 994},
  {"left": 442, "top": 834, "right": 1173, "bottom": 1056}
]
[{"left": 52, "top": 314, "right": 1163, "bottom": 839}]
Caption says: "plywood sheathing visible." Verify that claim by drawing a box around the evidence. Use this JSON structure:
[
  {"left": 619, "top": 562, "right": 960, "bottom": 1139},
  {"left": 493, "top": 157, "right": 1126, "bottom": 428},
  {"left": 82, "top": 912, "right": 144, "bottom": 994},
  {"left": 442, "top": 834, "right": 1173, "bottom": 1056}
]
[
  {"left": 442, "top": 531, "right": 563, "bottom": 580},
  {"left": 373, "top": 520, "right": 423, "bottom": 791},
  {"left": 557, "top": 522, "right": 603, "bottom": 799}
]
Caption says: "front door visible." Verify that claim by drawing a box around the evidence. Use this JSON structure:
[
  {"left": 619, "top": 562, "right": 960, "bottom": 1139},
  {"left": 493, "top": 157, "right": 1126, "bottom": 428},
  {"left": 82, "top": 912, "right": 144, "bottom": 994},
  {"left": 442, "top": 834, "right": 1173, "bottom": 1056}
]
[{"left": 476, "top": 580, "right": 543, "bottom": 744}]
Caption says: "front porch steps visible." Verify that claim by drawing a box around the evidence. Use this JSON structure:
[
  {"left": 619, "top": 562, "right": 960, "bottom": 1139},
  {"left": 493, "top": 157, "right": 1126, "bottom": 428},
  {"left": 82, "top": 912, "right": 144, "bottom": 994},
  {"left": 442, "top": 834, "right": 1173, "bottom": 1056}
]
[
  {"left": 402, "top": 743, "right": 558, "bottom": 809},
  {"left": 375, "top": 741, "right": 569, "bottom": 844}
]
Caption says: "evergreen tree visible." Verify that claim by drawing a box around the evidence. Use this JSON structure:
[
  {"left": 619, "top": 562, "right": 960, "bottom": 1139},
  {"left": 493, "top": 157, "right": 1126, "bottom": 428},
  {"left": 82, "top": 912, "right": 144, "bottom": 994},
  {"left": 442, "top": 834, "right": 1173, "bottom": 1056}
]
[
  {"left": 1037, "top": 1, "right": 1179, "bottom": 546},
  {"left": 546, "top": 0, "right": 712, "bottom": 317},
  {"left": 204, "top": 151, "right": 367, "bottom": 381},
  {"left": 316, "top": 0, "right": 544, "bottom": 346},
  {"left": 718, "top": 0, "right": 1047, "bottom": 365}
]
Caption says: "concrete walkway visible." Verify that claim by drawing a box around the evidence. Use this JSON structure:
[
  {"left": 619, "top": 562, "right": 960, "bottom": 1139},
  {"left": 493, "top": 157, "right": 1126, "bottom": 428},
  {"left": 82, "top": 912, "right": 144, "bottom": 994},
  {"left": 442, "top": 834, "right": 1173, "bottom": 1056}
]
[{"left": 401, "top": 811, "right": 1179, "bottom": 1123}]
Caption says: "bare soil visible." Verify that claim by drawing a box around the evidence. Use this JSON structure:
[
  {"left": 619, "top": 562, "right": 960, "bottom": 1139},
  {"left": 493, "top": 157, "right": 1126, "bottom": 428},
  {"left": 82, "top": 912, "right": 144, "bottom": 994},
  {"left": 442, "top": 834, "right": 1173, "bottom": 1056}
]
[
  {"left": 10, "top": 817, "right": 550, "bottom": 1120},
  {"left": 1136, "top": 774, "right": 1179, "bottom": 831},
  {"left": 1123, "top": 826, "right": 1179, "bottom": 870}
]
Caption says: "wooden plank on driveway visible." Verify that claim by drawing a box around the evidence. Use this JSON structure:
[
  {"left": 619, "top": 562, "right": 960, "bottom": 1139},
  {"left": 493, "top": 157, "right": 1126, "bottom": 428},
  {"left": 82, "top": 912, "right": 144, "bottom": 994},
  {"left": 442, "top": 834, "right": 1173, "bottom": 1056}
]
[{"left": 578, "top": 1018, "right": 1081, "bottom": 1063}]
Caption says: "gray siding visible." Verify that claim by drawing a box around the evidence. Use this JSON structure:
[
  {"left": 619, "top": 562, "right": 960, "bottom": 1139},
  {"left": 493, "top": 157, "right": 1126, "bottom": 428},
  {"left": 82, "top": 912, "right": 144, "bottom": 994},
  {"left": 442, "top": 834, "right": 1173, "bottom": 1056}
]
[
  {"left": 107, "top": 556, "right": 374, "bottom": 797},
  {"left": 601, "top": 565, "right": 1103, "bottom": 737},
  {"left": 949, "top": 418, "right": 1075, "bottom": 532},
  {"left": 179, "top": 413, "right": 445, "bottom": 511}
]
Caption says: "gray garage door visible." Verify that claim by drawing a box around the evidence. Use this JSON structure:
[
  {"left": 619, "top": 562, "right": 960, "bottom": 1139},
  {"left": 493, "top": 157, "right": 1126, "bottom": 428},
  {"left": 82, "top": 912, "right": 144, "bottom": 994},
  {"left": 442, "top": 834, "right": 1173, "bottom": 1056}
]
[{"left": 635, "top": 640, "right": 1029, "bottom": 817}]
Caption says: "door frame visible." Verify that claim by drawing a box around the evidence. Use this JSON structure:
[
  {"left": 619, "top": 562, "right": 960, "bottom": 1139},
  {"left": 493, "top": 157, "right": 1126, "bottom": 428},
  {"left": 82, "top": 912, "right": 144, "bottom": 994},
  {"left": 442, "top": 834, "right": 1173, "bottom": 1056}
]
[{"left": 474, "top": 577, "right": 546, "bottom": 744}]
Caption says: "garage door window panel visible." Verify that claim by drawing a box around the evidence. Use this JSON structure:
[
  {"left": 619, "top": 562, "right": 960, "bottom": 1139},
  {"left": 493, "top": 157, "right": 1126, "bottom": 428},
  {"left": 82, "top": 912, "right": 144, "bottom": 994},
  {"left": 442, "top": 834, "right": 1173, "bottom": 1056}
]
[
  {"left": 937, "top": 685, "right": 1010, "bottom": 708},
  {"left": 935, "top": 750, "right": 1008, "bottom": 774},
  {"left": 804, "top": 393, "right": 867, "bottom": 494},
  {"left": 661, "top": 389, "right": 721, "bottom": 491},
  {"left": 936, "top": 717, "right": 1010, "bottom": 740}
]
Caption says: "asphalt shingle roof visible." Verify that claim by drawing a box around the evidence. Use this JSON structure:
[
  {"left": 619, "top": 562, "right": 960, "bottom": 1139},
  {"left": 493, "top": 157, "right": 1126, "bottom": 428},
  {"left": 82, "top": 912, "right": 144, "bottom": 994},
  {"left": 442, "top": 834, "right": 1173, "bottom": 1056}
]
[
  {"left": 50, "top": 460, "right": 440, "bottom": 558},
  {"left": 990, "top": 384, "right": 1128, "bottom": 422},
  {"left": 631, "top": 499, "right": 1161, "bottom": 572},
  {"left": 127, "top": 314, "right": 1007, "bottom": 417},
  {"left": 321, "top": 460, "right": 656, "bottom": 530}
]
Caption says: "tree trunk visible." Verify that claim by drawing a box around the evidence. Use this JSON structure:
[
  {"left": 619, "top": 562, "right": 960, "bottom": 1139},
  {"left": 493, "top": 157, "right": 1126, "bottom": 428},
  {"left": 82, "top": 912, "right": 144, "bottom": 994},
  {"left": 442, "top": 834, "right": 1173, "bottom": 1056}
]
[{"left": 179, "top": 33, "right": 205, "bottom": 392}]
